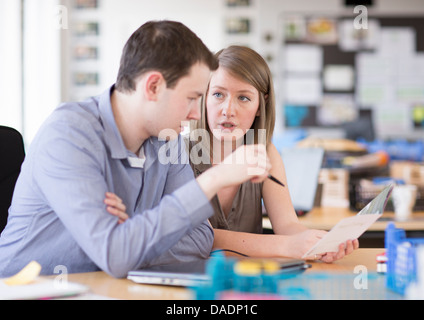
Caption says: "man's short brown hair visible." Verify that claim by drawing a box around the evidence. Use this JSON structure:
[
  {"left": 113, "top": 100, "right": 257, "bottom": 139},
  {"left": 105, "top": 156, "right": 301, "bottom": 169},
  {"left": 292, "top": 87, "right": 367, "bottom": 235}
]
[{"left": 116, "top": 20, "right": 218, "bottom": 92}]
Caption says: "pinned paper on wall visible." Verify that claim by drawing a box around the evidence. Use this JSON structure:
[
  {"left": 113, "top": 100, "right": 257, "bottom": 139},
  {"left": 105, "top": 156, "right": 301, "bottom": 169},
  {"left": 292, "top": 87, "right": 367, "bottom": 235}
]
[
  {"left": 356, "top": 53, "right": 396, "bottom": 106},
  {"left": 373, "top": 106, "right": 412, "bottom": 137},
  {"left": 338, "top": 19, "right": 380, "bottom": 51},
  {"left": 397, "top": 53, "right": 424, "bottom": 76},
  {"left": 378, "top": 27, "right": 416, "bottom": 56},
  {"left": 396, "top": 53, "right": 424, "bottom": 103},
  {"left": 356, "top": 51, "right": 424, "bottom": 106},
  {"left": 284, "top": 16, "right": 307, "bottom": 41},
  {"left": 356, "top": 52, "right": 395, "bottom": 79},
  {"left": 284, "top": 44, "right": 323, "bottom": 74},
  {"left": 306, "top": 17, "right": 338, "bottom": 44},
  {"left": 323, "top": 65, "right": 354, "bottom": 91},
  {"left": 284, "top": 74, "right": 322, "bottom": 105},
  {"left": 397, "top": 77, "right": 424, "bottom": 103},
  {"left": 317, "top": 94, "right": 358, "bottom": 126},
  {"left": 280, "top": 14, "right": 424, "bottom": 138}
]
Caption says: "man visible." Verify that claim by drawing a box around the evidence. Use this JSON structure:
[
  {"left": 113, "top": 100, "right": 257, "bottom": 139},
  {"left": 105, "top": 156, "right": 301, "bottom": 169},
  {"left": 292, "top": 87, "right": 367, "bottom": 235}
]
[{"left": 0, "top": 21, "right": 270, "bottom": 278}]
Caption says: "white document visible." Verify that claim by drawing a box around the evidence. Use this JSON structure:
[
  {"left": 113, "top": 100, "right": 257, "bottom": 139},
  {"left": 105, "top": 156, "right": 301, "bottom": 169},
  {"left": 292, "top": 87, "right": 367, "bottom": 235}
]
[
  {"left": 338, "top": 19, "right": 380, "bottom": 51},
  {"left": 378, "top": 27, "right": 416, "bottom": 56},
  {"left": 284, "top": 44, "right": 323, "bottom": 73},
  {"left": 302, "top": 184, "right": 393, "bottom": 258},
  {"left": 302, "top": 213, "right": 382, "bottom": 258},
  {"left": 0, "top": 278, "right": 89, "bottom": 300},
  {"left": 285, "top": 74, "right": 322, "bottom": 105},
  {"left": 323, "top": 65, "right": 354, "bottom": 91}
]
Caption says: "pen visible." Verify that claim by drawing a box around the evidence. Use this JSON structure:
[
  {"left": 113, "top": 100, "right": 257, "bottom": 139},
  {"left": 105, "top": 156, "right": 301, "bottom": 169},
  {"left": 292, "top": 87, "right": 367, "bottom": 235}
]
[{"left": 268, "top": 174, "right": 285, "bottom": 187}]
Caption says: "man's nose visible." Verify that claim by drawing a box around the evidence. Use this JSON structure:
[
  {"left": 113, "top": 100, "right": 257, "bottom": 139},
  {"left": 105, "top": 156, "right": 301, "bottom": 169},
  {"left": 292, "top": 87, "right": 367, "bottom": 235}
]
[{"left": 187, "top": 102, "right": 201, "bottom": 121}]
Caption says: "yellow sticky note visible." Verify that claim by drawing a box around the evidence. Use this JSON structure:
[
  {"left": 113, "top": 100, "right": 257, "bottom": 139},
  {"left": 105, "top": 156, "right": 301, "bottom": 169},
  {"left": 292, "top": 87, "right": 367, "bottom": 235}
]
[{"left": 4, "top": 261, "right": 42, "bottom": 286}]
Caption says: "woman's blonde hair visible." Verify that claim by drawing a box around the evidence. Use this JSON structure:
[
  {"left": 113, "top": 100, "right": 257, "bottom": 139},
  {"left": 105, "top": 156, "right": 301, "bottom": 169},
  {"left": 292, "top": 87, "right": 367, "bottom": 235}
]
[{"left": 191, "top": 45, "right": 275, "bottom": 147}]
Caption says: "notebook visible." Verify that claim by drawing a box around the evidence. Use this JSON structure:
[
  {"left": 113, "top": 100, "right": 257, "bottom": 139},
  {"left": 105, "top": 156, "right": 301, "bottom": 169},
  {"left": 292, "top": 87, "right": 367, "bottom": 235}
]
[
  {"left": 280, "top": 147, "right": 324, "bottom": 215},
  {"left": 127, "top": 257, "right": 310, "bottom": 287},
  {"left": 302, "top": 184, "right": 394, "bottom": 258}
]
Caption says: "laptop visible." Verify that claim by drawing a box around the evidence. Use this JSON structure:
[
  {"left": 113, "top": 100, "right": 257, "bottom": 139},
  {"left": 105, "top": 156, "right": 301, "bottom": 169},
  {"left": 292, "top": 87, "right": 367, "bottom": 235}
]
[
  {"left": 280, "top": 147, "right": 324, "bottom": 215},
  {"left": 128, "top": 259, "right": 210, "bottom": 287},
  {"left": 127, "top": 257, "right": 310, "bottom": 287}
]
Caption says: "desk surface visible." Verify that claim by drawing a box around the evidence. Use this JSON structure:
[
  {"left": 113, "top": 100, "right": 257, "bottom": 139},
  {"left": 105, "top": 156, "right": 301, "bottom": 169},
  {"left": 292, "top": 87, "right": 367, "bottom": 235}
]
[
  {"left": 57, "top": 248, "right": 385, "bottom": 300},
  {"left": 263, "top": 207, "right": 424, "bottom": 231}
]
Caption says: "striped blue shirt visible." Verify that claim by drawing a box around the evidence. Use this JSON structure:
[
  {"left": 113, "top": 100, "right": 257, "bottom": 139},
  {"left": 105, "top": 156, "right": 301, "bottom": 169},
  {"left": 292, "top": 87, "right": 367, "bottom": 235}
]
[{"left": 0, "top": 86, "right": 214, "bottom": 278}]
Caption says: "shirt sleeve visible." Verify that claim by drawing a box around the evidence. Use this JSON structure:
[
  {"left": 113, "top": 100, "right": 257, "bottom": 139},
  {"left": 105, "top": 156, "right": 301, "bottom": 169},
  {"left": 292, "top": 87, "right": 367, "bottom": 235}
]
[
  {"left": 33, "top": 116, "right": 214, "bottom": 278},
  {"left": 144, "top": 221, "right": 214, "bottom": 267},
  {"left": 145, "top": 136, "right": 214, "bottom": 267}
]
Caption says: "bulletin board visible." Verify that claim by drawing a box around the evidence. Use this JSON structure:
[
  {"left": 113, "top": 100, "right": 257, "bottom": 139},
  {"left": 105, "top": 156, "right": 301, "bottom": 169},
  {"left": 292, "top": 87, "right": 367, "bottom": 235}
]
[{"left": 281, "top": 15, "right": 424, "bottom": 140}]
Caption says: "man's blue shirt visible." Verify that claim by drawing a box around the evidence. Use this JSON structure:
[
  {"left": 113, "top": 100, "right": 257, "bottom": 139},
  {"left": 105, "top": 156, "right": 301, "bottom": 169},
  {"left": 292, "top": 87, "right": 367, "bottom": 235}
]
[{"left": 0, "top": 86, "right": 214, "bottom": 278}]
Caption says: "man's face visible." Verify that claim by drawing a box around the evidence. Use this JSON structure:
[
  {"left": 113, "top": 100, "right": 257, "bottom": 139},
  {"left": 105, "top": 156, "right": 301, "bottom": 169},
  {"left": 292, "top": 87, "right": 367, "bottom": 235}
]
[{"left": 154, "top": 62, "right": 211, "bottom": 140}]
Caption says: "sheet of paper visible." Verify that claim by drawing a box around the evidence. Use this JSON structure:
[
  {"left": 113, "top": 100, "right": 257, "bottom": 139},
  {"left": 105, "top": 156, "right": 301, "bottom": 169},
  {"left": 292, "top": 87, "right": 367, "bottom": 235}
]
[
  {"left": 323, "top": 65, "right": 354, "bottom": 91},
  {"left": 0, "top": 279, "right": 89, "bottom": 300},
  {"left": 303, "top": 184, "right": 393, "bottom": 258},
  {"left": 355, "top": 53, "right": 397, "bottom": 106},
  {"left": 302, "top": 213, "right": 382, "bottom": 258},
  {"left": 373, "top": 105, "right": 412, "bottom": 137},
  {"left": 317, "top": 94, "right": 357, "bottom": 126},
  {"left": 284, "top": 74, "right": 322, "bottom": 105},
  {"left": 378, "top": 27, "right": 416, "bottom": 56},
  {"left": 338, "top": 19, "right": 380, "bottom": 51},
  {"left": 284, "top": 44, "right": 322, "bottom": 73}
]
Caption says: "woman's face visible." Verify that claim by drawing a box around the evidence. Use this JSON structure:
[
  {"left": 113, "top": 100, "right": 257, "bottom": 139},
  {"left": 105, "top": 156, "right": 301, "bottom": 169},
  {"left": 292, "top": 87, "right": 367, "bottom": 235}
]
[{"left": 206, "top": 67, "right": 260, "bottom": 143}]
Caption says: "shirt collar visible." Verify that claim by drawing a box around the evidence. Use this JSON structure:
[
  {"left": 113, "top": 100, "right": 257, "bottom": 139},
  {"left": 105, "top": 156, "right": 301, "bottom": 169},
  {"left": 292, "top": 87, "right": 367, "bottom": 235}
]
[
  {"left": 98, "top": 85, "right": 128, "bottom": 160},
  {"left": 98, "top": 85, "right": 163, "bottom": 169}
]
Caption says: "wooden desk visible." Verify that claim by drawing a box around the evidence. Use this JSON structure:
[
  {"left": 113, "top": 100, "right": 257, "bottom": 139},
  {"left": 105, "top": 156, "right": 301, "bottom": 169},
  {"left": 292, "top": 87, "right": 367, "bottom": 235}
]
[
  {"left": 263, "top": 207, "right": 424, "bottom": 232},
  {"left": 298, "top": 207, "right": 424, "bottom": 231},
  {"left": 263, "top": 208, "right": 424, "bottom": 247},
  {"left": 59, "top": 249, "right": 385, "bottom": 300}
]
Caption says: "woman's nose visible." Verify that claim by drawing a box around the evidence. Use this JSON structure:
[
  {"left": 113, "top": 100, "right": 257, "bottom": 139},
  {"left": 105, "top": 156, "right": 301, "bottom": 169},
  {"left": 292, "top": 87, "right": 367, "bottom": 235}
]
[{"left": 222, "top": 99, "right": 235, "bottom": 117}]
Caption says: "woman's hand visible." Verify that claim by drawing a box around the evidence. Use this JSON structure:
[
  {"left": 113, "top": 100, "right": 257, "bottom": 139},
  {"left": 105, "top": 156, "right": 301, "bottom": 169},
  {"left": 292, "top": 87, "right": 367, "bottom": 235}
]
[
  {"left": 285, "top": 229, "right": 327, "bottom": 260},
  {"left": 319, "top": 239, "right": 360, "bottom": 263},
  {"left": 285, "top": 230, "right": 359, "bottom": 262},
  {"left": 104, "top": 192, "right": 129, "bottom": 224}
]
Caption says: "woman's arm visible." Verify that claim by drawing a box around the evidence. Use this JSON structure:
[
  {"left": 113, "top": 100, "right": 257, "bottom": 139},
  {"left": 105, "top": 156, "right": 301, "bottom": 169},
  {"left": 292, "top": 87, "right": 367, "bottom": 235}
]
[
  {"left": 262, "top": 143, "right": 307, "bottom": 235},
  {"left": 105, "top": 190, "right": 358, "bottom": 262},
  {"left": 213, "top": 228, "right": 328, "bottom": 260},
  {"left": 261, "top": 143, "right": 359, "bottom": 262}
]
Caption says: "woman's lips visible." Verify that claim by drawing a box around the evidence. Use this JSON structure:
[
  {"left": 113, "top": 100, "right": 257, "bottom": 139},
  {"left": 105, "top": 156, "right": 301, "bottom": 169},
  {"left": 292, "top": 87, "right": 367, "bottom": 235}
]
[{"left": 218, "top": 122, "right": 237, "bottom": 132}]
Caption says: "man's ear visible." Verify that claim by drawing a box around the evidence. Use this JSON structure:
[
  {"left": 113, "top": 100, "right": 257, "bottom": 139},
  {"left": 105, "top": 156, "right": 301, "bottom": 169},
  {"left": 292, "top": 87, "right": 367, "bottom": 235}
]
[{"left": 143, "top": 71, "right": 165, "bottom": 101}]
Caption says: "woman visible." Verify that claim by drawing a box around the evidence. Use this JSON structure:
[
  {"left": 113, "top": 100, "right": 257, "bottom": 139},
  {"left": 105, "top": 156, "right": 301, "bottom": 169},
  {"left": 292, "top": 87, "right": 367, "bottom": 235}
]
[{"left": 107, "top": 46, "right": 358, "bottom": 262}]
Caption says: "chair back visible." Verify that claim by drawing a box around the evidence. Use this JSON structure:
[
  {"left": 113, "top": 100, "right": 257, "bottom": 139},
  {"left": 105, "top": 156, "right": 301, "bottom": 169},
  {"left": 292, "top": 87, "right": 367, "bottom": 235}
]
[{"left": 0, "top": 126, "right": 25, "bottom": 233}]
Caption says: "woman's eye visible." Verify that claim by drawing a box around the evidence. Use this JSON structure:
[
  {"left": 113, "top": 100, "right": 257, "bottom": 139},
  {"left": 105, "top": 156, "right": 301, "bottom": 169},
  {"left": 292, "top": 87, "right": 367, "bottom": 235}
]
[
  {"left": 239, "top": 96, "right": 251, "bottom": 102},
  {"left": 212, "top": 92, "right": 223, "bottom": 99}
]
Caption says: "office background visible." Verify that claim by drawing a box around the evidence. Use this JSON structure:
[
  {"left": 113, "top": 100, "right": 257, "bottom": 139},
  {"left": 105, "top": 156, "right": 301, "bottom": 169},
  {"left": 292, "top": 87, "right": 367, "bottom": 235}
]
[{"left": 1, "top": 0, "right": 424, "bottom": 147}]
